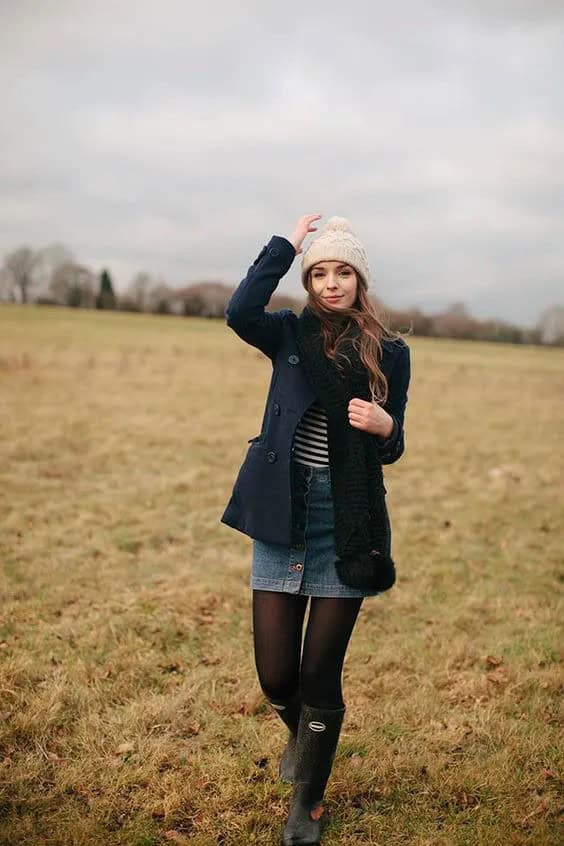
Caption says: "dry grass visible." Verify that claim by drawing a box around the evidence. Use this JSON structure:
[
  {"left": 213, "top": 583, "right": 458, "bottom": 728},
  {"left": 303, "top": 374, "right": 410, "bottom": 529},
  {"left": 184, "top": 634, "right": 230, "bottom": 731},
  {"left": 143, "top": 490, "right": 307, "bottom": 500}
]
[{"left": 0, "top": 303, "right": 562, "bottom": 846}]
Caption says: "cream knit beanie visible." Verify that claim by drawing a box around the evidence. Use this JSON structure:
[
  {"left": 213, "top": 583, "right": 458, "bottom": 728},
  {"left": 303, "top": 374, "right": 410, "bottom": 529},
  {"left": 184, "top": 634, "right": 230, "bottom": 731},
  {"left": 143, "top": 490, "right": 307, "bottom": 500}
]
[{"left": 301, "top": 216, "right": 371, "bottom": 290}]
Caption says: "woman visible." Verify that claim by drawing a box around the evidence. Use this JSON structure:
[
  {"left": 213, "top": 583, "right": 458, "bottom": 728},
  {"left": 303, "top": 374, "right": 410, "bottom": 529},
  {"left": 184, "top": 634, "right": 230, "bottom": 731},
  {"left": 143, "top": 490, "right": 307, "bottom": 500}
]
[{"left": 220, "top": 214, "right": 411, "bottom": 844}]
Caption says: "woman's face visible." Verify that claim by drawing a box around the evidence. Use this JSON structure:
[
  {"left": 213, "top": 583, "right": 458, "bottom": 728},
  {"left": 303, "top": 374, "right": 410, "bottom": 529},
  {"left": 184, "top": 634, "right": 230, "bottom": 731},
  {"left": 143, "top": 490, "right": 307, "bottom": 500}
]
[{"left": 309, "top": 261, "right": 358, "bottom": 310}]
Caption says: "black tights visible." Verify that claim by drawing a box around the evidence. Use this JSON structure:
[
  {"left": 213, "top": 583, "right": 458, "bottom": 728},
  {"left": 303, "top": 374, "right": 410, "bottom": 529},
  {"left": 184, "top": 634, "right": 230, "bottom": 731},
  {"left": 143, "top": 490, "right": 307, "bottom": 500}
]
[{"left": 252, "top": 589, "right": 364, "bottom": 709}]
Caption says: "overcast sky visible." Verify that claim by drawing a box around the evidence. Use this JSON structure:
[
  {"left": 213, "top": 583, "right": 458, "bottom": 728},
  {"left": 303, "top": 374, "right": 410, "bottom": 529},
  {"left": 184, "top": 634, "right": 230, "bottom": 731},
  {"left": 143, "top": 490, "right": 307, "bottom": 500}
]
[{"left": 1, "top": 0, "right": 563, "bottom": 327}]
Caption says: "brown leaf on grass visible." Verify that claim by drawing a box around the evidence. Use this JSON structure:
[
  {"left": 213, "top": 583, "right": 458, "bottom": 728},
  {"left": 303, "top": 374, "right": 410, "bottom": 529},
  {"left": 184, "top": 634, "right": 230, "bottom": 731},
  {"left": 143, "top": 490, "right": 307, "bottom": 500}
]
[
  {"left": 163, "top": 832, "right": 188, "bottom": 844},
  {"left": 70, "top": 785, "right": 91, "bottom": 805},
  {"left": 181, "top": 721, "right": 200, "bottom": 736},
  {"left": 199, "top": 594, "right": 220, "bottom": 610},
  {"left": 115, "top": 742, "right": 135, "bottom": 755},
  {"left": 195, "top": 595, "right": 221, "bottom": 625},
  {"left": 453, "top": 790, "right": 480, "bottom": 809},
  {"left": 233, "top": 695, "right": 263, "bottom": 717},
  {"left": 486, "top": 667, "right": 509, "bottom": 685},
  {"left": 483, "top": 654, "right": 503, "bottom": 669}
]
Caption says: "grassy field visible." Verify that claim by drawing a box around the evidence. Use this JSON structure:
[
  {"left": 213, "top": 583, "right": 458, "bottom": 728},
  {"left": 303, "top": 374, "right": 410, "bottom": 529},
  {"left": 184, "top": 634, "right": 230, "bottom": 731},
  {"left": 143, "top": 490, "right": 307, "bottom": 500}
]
[{"left": 0, "top": 303, "right": 562, "bottom": 846}]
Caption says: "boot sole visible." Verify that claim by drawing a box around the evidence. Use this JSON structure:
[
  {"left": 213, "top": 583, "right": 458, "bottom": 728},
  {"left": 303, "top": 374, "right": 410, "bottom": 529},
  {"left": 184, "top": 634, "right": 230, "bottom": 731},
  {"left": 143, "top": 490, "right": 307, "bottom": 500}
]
[{"left": 279, "top": 807, "right": 331, "bottom": 845}]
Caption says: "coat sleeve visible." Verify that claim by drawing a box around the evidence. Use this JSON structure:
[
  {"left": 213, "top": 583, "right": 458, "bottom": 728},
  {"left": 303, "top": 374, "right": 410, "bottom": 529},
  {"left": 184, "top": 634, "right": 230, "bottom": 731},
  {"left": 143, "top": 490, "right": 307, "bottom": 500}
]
[
  {"left": 373, "top": 342, "right": 411, "bottom": 465},
  {"left": 225, "top": 235, "right": 297, "bottom": 361}
]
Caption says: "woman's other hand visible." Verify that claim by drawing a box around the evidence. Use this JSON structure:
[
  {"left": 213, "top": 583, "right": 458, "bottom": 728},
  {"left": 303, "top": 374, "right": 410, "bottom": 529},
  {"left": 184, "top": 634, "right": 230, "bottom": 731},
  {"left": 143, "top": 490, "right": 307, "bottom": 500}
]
[
  {"left": 348, "top": 398, "right": 395, "bottom": 438},
  {"left": 288, "top": 214, "right": 322, "bottom": 255}
]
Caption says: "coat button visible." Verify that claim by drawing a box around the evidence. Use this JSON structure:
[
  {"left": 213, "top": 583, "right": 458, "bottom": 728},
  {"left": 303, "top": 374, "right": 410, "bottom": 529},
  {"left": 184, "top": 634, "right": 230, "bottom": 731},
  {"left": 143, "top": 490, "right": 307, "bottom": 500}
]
[
  {"left": 267, "top": 450, "right": 277, "bottom": 463},
  {"left": 269, "top": 247, "right": 280, "bottom": 256},
  {"left": 288, "top": 354, "right": 300, "bottom": 365},
  {"left": 273, "top": 403, "right": 280, "bottom": 415}
]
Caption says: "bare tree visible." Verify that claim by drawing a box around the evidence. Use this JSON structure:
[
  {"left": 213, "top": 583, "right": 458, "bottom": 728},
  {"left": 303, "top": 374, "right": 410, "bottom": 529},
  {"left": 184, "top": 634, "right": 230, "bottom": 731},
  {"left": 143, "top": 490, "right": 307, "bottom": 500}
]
[
  {"left": 2, "top": 246, "right": 42, "bottom": 303},
  {"left": 146, "top": 279, "right": 175, "bottom": 314},
  {"left": 433, "top": 300, "right": 480, "bottom": 339},
  {"left": 125, "top": 271, "right": 155, "bottom": 312},
  {"left": 0, "top": 266, "right": 16, "bottom": 302},
  {"left": 49, "top": 262, "right": 97, "bottom": 308},
  {"left": 538, "top": 304, "right": 564, "bottom": 345},
  {"left": 35, "top": 243, "right": 75, "bottom": 299}
]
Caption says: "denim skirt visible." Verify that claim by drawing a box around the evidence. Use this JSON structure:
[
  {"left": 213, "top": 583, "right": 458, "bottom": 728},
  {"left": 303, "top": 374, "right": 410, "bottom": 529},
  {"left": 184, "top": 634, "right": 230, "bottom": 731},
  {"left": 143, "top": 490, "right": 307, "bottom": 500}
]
[{"left": 250, "top": 459, "right": 383, "bottom": 598}]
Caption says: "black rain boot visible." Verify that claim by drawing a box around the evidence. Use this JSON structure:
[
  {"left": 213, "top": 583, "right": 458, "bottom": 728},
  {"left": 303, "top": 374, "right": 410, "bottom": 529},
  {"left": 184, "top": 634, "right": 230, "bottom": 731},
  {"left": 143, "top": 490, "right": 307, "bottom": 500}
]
[
  {"left": 267, "top": 689, "right": 302, "bottom": 783},
  {"left": 280, "top": 702, "right": 346, "bottom": 846}
]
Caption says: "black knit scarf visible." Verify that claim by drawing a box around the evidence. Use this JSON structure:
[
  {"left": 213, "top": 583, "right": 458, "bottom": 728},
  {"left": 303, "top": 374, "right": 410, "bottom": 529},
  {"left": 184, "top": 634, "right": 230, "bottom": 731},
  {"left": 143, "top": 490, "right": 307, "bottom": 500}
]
[{"left": 295, "top": 305, "right": 396, "bottom": 592}]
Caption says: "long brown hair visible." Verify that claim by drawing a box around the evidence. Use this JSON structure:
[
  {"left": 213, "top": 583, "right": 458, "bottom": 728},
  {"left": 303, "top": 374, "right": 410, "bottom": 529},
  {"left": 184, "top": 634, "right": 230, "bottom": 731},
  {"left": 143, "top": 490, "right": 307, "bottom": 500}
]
[{"left": 304, "top": 266, "right": 412, "bottom": 406}]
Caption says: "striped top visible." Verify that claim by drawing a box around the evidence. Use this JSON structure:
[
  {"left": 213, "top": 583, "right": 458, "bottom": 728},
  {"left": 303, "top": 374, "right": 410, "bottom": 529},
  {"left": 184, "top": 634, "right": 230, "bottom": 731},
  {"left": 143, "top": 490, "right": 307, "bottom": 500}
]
[{"left": 292, "top": 399, "right": 329, "bottom": 467}]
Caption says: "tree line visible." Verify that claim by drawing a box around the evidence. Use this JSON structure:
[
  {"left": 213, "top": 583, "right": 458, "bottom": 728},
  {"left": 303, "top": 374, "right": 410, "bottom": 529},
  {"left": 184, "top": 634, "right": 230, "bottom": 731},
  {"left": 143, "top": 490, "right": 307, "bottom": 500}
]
[{"left": 1, "top": 242, "right": 563, "bottom": 345}]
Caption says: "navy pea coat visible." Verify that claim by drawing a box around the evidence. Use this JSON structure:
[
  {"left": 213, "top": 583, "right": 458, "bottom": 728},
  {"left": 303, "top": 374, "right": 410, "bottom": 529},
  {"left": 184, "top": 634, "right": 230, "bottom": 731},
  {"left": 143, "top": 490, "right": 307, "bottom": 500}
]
[{"left": 220, "top": 235, "right": 411, "bottom": 547}]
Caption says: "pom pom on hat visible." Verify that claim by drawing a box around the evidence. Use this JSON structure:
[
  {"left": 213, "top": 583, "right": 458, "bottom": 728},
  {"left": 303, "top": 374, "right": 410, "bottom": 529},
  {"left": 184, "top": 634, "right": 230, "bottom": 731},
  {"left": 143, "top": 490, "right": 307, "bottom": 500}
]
[
  {"left": 323, "top": 216, "right": 355, "bottom": 233},
  {"left": 301, "top": 215, "right": 370, "bottom": 290}
]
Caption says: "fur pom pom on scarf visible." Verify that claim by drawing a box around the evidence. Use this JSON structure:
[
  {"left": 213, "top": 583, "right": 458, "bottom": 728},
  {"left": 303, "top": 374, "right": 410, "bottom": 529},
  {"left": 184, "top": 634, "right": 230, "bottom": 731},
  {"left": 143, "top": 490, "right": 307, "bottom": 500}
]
[{"left": 295, "top": 306, "right": 396, "bottom": 592}]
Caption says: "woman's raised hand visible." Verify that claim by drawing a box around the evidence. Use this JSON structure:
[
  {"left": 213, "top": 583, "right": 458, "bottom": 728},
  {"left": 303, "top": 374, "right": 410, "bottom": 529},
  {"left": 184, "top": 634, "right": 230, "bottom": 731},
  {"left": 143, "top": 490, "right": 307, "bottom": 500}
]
[{"left": 288, "top": 214, "right": 322, "bottom": 255}]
